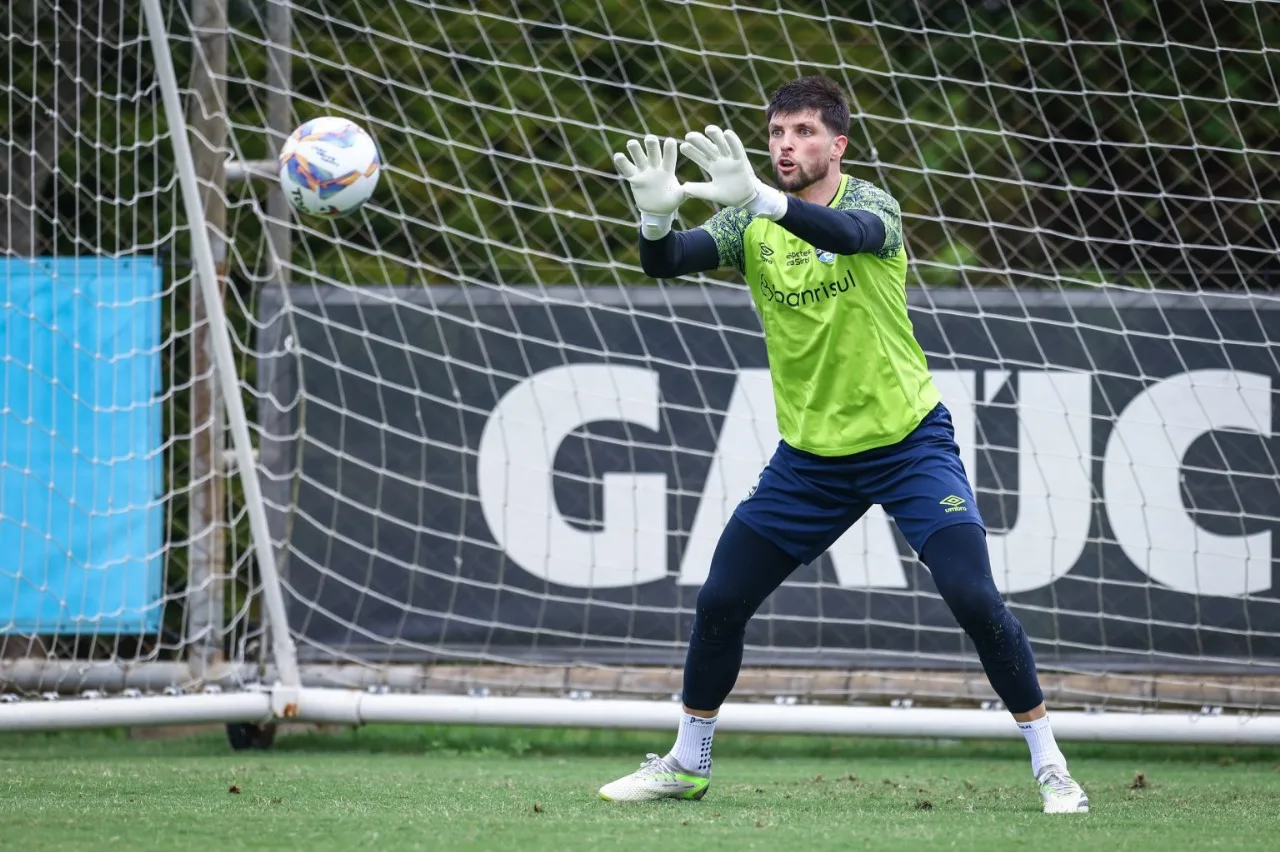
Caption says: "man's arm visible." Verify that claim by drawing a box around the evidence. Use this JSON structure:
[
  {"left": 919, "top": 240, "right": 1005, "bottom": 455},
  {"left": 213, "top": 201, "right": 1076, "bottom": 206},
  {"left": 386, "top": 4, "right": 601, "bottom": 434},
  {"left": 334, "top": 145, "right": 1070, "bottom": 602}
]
[
  {"left": 612, "top": 130, "right": 752, "bottom": 279},
  {"left": 613, "top": 134, "right": 727, "bottom": 278},
  {"left": 775, "top": 199, "right": 886, "bottom": 256},
  {"left": 638, "top": 228, "right": 720, "bottom": 279},
  {"left": 639, "top": 191, "right": 884, "bottom": 277}
]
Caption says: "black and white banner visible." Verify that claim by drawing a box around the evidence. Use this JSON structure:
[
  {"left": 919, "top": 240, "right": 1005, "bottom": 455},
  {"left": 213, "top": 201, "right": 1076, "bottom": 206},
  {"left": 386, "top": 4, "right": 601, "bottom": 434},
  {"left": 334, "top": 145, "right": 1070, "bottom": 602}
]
[{"left": 257, "top": 286, "right": 1280, "bottom": 670}]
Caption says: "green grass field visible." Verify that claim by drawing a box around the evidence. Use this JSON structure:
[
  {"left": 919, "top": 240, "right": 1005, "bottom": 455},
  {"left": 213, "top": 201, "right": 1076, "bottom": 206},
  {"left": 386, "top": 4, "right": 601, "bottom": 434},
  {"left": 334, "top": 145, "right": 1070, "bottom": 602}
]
[{"left": 2, "top": 724, "right": 1277, "bottom": 851}]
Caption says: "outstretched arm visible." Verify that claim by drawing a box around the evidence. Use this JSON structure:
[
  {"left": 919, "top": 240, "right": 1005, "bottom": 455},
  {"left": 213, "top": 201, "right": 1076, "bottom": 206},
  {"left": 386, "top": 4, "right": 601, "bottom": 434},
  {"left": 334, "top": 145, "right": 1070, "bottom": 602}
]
[
  {"left": 775, "top": 198, "right": 886, "bottom": 256},
  {"left": 614, "top": 133, "right": 722, "bottom": 279},
  {"left": 638, "top": 228, "right": 720, "bottom": 279}
]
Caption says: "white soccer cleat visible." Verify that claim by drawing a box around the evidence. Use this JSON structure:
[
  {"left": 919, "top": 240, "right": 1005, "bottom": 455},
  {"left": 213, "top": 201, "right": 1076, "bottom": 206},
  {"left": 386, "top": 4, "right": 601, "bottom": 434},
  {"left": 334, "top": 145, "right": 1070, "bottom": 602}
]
[
  {"left": 1037, "top": 765, "right": 1089, "bottom": 813},
  {"left": 598, "top": 752, "right": 711, "bottom": 802}
]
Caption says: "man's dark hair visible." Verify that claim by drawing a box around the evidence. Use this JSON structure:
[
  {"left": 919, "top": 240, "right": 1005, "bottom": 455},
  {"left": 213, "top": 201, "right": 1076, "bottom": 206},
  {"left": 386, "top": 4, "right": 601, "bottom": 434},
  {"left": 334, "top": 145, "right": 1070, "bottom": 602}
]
[{"left": 765, "top": 75, "right": 850, "bottom": 137}]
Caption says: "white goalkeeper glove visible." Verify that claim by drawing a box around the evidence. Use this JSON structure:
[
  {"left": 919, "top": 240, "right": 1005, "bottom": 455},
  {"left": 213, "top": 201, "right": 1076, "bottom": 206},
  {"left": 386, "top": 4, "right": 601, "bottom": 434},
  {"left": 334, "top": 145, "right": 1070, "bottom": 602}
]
[
  {"left": 613, "top": 134, "right": 685, "bottom": 240},
  {"left": 680, "top": 125, "right": 787, "bottom": 221}
]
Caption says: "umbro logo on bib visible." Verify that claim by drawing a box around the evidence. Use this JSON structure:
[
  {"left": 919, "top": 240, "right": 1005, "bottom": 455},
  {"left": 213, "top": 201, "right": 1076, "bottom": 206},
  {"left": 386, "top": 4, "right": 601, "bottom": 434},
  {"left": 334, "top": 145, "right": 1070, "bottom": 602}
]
[{"left": 759, "top": 243, "right": 774, "bottom": 263}]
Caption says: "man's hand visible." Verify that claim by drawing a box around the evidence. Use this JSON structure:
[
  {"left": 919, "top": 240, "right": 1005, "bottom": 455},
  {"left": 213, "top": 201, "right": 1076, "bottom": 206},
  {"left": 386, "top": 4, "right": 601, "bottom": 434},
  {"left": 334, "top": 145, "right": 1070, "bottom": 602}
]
[
  {"left": 613, "top": 134, "right": 685, "bottom": 239},
  {"left": 680, "top": 126, "right": 787, "bottom": 220}
]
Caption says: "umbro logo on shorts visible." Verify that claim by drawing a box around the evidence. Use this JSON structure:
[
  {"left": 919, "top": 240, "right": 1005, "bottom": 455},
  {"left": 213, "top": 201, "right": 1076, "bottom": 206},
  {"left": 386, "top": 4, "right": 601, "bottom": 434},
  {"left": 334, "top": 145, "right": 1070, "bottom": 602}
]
[{"left": 940, "top": 494, "right": 968, "bottom": 513}]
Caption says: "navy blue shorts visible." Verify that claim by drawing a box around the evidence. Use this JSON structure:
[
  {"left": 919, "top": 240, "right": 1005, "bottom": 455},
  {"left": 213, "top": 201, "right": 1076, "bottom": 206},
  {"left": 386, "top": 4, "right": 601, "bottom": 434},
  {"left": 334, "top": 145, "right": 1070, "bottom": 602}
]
[{"left": 732, "top": 403, "right": 984, "bottom": 564}]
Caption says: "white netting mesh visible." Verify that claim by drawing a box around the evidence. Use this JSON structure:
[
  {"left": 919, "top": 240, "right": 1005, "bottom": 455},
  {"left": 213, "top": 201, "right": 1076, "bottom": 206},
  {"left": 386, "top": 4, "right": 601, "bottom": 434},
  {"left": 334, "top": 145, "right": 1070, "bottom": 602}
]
[
  {"left": 0, "top": 0, "right": 264, "bottom": 695},
  {"left": 3, "top": 1, "right": 1279, "bottom": 716}
]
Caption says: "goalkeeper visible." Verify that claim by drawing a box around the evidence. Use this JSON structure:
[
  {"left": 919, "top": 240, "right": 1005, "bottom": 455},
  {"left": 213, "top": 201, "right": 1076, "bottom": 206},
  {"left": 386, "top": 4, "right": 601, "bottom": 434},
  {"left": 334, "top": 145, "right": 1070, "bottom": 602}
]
[{"left": 600, "top": 75, "right": 1088, "bottom": 815}]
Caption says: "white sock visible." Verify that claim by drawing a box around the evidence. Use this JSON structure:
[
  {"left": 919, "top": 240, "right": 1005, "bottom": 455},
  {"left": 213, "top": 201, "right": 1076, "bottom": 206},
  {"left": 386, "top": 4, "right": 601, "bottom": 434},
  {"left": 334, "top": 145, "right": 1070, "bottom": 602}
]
[
  {"left": 1018, "top": 714, "right": 1067, "bottom": 778},
  {"left": 669, "top": 712, "right": 717, "bottom": 773}
]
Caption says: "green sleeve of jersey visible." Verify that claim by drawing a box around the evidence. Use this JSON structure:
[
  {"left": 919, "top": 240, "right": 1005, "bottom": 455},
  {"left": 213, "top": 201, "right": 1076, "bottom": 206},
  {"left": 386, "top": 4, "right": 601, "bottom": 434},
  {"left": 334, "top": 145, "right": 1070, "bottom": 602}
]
[
  {"left": 699, "top": 206, "right": 755, "bottom": 274},
  {"left": 835, "top": 182, "right": 904, "bottom": 260}
]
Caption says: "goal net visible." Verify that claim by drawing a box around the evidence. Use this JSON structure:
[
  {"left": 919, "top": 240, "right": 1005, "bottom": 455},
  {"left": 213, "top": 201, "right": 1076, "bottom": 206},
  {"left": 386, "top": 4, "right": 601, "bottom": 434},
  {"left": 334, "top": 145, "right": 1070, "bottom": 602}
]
[{"left": 3, "top": 0, "right": 1279, "bottom": 738}]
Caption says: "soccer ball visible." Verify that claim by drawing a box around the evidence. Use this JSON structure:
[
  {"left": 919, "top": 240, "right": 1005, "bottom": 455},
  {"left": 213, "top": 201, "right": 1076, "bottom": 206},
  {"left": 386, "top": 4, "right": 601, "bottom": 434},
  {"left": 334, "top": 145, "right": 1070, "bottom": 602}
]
[{"left": 278, "top": 116, "right": 380, "bottom": 217}]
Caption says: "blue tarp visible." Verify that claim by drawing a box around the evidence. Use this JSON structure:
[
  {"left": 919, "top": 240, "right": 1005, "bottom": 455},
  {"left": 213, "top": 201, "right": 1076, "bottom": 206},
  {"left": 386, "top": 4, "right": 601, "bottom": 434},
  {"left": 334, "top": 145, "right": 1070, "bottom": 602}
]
[{"left": 1, "top": 257, "right": 163, "bottom": 634}]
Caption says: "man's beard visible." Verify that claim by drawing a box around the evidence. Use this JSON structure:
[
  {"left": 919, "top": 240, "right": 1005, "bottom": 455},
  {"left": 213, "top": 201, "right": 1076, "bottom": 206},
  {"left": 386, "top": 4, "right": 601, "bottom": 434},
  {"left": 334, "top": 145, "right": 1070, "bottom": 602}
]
[{"left": 773, "top": 160, "right": 828, "bottom": 193}]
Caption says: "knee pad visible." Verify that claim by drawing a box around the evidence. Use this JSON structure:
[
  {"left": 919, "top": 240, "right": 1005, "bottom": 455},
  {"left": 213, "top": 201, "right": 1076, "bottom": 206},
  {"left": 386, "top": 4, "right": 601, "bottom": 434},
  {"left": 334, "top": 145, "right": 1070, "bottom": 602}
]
[{"left": 693, "top": 581, "right": 753, "bottom": 635}]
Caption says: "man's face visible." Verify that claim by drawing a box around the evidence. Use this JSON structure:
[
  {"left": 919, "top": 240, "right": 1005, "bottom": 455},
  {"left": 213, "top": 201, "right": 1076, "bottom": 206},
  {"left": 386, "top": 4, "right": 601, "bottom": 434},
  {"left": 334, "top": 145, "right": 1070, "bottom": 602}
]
[{"left": 767, "top": 109, "right": 847, "bottom": 192}]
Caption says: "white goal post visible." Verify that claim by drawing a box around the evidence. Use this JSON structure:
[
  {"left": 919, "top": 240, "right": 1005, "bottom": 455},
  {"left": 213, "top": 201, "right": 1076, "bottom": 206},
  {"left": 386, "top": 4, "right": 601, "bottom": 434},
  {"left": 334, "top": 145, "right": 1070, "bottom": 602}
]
[{"left": 1, "top": 0, "right": 1278, "bottom": 744}]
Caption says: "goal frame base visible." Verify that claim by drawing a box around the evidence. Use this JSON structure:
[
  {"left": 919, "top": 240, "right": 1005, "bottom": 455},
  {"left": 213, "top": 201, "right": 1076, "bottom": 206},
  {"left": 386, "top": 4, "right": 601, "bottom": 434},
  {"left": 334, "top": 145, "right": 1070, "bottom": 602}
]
[{"left": 2, "top": 683, "right": 1278, "bottom": 744}]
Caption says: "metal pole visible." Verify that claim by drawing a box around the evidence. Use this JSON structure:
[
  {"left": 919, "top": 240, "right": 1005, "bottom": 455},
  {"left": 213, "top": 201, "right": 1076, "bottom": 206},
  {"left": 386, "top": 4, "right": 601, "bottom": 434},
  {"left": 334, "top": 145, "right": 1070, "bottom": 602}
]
[
  {"left": 184, "top": 0, "right": 228, "bottom": 682},
  {"left": 141, "top": 0, "right": 301, "bottom": 688},
  {"left": 257, "top": 0, "right": 295, "bottom": 678},
  {"left": 267, "top": 0, "right": 293, "bottom": 291}
]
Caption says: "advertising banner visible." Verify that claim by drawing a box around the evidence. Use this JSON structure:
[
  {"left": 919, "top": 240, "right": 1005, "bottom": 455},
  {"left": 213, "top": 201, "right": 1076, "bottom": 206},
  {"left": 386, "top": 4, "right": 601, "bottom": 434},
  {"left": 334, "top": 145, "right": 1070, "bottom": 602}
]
[{"left": 258, "top": 286, "right": 1278, "bottom": 670}]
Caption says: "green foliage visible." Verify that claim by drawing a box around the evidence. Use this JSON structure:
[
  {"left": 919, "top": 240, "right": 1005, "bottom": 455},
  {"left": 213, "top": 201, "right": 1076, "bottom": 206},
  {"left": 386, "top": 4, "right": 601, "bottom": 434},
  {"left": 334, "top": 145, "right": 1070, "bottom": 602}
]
[
  {"left": 216, "top": 0, "right": 1274, "bottom": 291},
  {"left": 15, "top": 1, "right": 1277, "bottom": 290}
]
